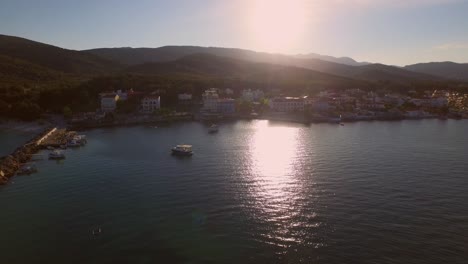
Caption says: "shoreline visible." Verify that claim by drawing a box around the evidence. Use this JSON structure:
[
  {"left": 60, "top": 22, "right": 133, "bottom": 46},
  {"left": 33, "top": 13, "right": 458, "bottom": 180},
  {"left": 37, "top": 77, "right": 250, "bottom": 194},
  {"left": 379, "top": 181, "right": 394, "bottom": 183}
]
[
  {"left": 1, "top": 115, "right": 466, "bottom": 184},
  {"left": 67, "top": 113, "right": 467, "bottom": 131},
  {"left": 0, "top": 119, "right": 50, "bottom": 133}
]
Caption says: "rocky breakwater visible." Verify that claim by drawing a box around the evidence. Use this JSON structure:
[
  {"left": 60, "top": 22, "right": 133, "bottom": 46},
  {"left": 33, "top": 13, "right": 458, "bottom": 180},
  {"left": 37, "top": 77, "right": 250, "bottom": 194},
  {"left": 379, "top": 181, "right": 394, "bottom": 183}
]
[{"left": 0, "top": 127, "right": 53, "bottom": 185}]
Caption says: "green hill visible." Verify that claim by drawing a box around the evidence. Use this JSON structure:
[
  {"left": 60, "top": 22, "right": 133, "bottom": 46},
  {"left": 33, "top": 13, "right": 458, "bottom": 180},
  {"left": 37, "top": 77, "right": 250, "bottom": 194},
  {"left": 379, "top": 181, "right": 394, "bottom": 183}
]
[{"left": 0, "top": 34, "right": 121, "bottom": 75}]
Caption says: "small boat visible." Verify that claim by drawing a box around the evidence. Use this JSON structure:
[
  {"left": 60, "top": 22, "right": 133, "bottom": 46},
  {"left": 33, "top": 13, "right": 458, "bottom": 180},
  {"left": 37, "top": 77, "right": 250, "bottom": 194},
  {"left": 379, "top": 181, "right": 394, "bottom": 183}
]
[
  {"left": 208, "top": 124, "right": 219, "bottom": 133},
  {"left": 17, "top": 164, "right": 38, "bottom": 175},
  {"left": 49, "top": 150, "right": 65, "bottom": 160},
  {"left": 47, "top": 146, "right": 55, "bottom": 150},
  {"left": 74, "top": 135, "right": 87, "bottom": 144},
  {"left": 171, "top": 145, "right": 193, "bottom": 156},
  {"left": 67, "top": 140, "right": 81, "bottom": 147}
]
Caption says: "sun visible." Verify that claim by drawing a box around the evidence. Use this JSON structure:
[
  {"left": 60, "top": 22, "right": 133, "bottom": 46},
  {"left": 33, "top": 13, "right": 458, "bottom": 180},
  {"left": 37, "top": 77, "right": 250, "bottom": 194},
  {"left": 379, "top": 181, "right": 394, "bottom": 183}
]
[{"left": 247, "top": 0, "right": 308, "bottom": 53}]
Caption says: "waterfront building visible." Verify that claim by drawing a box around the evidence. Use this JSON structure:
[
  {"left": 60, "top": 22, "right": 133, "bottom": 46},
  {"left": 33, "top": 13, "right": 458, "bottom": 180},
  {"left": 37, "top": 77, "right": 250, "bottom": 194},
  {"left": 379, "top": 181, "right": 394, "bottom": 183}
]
[
  {"left": 178, "top": 93, "right": 193, "bottom": 101},
  {"left": 101, "top": 94, "right": 119, "bottom": 112},
  {"left": 217, "top": 99, "right": 236, "bottom": 114},
  {"left": 141, "top": 96, "right": 161, "bottom": 113},
  {"left": 177, "top": 93, "right": 194, "bottom": 111},
  {"left": 269, "top": 97, "right": 305, "bottom": 112},
  {"left": 310, "top": 99, "right": 330, "bottom": 112},
  {"left": 242, "top": 89, "right": 265, "bottom": 102},
  {"left": 202, "top": 89, "right": 219, "bottom": 112},
  {"left": 224, "top": 88, "right": 234, "bottom": 96}
]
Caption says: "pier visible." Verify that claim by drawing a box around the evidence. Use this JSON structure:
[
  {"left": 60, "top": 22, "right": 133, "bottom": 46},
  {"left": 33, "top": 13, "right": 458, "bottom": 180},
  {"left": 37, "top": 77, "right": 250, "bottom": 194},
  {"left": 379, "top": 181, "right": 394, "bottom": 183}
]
[
  {"left": 36, "top": 128, "right": 70, "bottom": 148},
  {"left": 0, "top": 127, "right": 76, "bottom": 185}
]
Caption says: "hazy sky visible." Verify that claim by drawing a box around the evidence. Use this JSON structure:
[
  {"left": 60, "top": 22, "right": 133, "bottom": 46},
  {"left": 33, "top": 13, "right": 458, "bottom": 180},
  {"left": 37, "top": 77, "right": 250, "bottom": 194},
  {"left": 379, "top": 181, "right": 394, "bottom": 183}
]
[{"left": 1, "top": 0, "right": 468, "bottom": 65}]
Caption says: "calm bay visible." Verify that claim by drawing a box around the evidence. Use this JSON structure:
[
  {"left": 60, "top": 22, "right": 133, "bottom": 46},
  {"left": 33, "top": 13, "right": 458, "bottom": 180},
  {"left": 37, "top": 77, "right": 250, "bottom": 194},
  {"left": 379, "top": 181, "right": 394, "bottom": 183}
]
[{"left": 0, "top": 119, "right": 467, "bottom": 263}]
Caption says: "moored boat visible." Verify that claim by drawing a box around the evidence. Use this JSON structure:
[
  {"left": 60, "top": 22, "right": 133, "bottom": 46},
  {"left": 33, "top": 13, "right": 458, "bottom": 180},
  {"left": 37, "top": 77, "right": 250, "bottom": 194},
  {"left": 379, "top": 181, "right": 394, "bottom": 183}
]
[
  {"left": 171, "top": 145, "right": 193, "bottom": 156},
  {"left": 67, "top": 140, "right": 81, "bottom": 147},
  {"left": 49, "top": 150, "right": 65, "bottom": 160},
  {"left": 17, "top": 164, "right": 38, "bottom": 175},
  {"left": 208, "top": 124, "right": 219, "bottom": 133}
]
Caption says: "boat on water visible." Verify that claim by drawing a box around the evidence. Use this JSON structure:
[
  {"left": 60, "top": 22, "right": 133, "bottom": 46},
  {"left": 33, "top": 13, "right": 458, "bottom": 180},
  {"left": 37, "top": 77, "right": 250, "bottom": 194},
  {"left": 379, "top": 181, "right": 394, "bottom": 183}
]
[
  {"left": 17, "top": 164, "right": 38, "bottom": 175},
  {"left": 75, "top": 135, "right": 87, "bottom": 144},
  {"left": 46, "top": 146, "right": 55, "bottom": 150},
  {"left": 66, "top": 134, "right": 87, "bottom": 147},
  {"left": 208, "top": 124, "right": 219, "bottom": 133},
  {"left": 49, "top": 150, "right": 65, "bottom": 160},
  {"left": 67, "top": 140, "right": 81, "bottom": 147},
  {"left": 171, "top": 145, "right": 193, "bottom": 156}
]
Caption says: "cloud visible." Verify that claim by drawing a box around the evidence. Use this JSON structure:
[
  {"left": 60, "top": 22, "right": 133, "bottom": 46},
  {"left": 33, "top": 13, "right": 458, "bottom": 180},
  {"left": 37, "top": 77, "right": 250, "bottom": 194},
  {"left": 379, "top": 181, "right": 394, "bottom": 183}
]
[{"left": 435, "top": 42, "right": 468, "bottom": 50}]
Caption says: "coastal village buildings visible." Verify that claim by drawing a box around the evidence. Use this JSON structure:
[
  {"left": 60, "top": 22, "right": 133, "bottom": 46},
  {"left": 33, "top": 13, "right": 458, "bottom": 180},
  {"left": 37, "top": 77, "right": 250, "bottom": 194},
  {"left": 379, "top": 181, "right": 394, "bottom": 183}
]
[
  {"left": 202, "top": 88, "right": 236, "bottom": 114},
  {"left": 217, "top": 99, "right": 236, "bottom": 114},
  {"left": 83, "top": 85, "right": 467, "bottom": 125},
  {"left": 178, "top": 93, "right": 193, "bottom": 109},
  {"left": 141, "top": 96, "right": 161, "bottom": 113},
  {"left": 269, "top": 97, "right": 305, "bottom": 112},
  {"left": 202, "top": 89, "right": 220, "bottom": 112},
  {"left": 178, "top": 93, "right": 193, "bottom": 101},
  {"left": 224, "top": 88, "right": 234, "bottom": 96},
  {"left": 242, "top": 89, "right": 265, "bottom": 102}
]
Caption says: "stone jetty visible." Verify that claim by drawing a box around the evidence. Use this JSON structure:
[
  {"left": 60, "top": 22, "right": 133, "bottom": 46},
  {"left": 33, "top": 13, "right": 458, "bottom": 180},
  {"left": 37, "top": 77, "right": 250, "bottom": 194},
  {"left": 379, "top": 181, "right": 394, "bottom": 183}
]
[{"left": 0, "top": 127, "right": 55, "bottom": 185}]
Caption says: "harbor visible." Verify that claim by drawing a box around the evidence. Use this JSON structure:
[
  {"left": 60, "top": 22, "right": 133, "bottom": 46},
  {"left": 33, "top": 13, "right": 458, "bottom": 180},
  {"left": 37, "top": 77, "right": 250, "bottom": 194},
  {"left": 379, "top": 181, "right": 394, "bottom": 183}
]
[
  {"left": 1, "top": 120, "right": 467, "bottom": 263},
  {"left": 0, "top": 127, "right": 87, "bottom": 185}
]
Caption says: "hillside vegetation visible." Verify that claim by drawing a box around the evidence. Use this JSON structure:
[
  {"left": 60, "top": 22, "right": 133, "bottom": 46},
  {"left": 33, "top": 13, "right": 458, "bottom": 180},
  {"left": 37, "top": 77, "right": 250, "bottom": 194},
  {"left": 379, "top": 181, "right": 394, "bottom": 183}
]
[{"left": 0, "top": 34, "right": 466, "bottom": 120}]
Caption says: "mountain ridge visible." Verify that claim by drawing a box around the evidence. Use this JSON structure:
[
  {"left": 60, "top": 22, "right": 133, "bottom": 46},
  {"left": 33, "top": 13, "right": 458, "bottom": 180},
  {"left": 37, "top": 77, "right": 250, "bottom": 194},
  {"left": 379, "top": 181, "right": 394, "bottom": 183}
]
[
  {"left": 84, "top": 45, "right": 442, "bottom": 82},
  {"left": 0, "top": 34, "right": 122, "bottom": 75},
  {"left": 0, "top": 34, "right": 466, "bottom": 87},
  {"left": 404, "top": 62, "right": 468, "bottom": 81}
]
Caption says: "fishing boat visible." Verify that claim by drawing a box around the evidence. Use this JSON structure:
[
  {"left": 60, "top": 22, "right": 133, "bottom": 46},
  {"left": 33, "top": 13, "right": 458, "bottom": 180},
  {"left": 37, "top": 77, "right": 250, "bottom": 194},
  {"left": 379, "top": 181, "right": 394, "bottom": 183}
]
[
  {"left": 171, "top": 145, "right": 193, "bottom": 156},
  {"left": 49, "top": 150, "right": 65, "bottom": 160}
]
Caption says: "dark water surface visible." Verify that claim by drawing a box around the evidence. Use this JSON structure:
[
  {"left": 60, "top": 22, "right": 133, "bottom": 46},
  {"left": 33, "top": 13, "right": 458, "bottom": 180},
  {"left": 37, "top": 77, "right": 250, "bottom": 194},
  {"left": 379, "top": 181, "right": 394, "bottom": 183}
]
[
  {"left": 0, "top": 129, "right": 35, "bottom": 156},
  {"left": 1, "top": 120, "right": 467, "bottom": 263}
]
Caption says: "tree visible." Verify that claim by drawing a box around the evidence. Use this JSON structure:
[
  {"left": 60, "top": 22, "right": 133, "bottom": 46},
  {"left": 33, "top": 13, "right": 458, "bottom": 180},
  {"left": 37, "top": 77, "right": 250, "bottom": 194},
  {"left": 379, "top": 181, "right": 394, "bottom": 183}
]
[
  {"left": 63, "top": 106, "right": 72, "bottom": 119},
  {"left": 0, "top": 99, "right": 9, "bottom": 116},
  {"left": 236, "top": 100, "right": 252, "bottom": 114},
  {"left": 11, "top": 101, "right": 41, "bottom": 121}
]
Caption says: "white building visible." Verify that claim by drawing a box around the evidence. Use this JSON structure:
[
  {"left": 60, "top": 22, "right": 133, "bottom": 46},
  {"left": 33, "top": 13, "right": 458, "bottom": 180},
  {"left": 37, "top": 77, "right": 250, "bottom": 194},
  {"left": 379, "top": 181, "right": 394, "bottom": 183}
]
[
  {"left": 202, "top": 89, "right": 219, "bottom": 112},
  {"left": 269, "top": 97, "right": 305, "bottom": 112},
  {"left": 217, "top": 99, "right": 236, "bottom": 114},
  {"left": 224, "top": 88, "right": 234, "bottom": 96},
  {"left": 101, "top": 94, "right": 119, "bottom": 112},
  {"left": 178, "top": 93, "right": 193, "bottom": 100},
  {"left": 141, "top": 96, "right": 161, "bottom": 113},
  {"left": 242, "top": 89, "right": 264, "bottom": 102}
]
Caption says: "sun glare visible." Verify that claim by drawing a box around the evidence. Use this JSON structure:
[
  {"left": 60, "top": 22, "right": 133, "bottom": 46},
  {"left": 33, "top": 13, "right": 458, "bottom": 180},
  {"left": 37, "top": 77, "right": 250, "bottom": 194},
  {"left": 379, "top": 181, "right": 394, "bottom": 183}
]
[{"left": 247, "top": 0, "right": 308, "bottom": 53}]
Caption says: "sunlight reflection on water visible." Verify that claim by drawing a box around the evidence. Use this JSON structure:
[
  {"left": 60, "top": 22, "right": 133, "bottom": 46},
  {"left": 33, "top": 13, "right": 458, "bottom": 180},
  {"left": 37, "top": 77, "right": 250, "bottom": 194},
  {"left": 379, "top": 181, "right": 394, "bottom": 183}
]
[{"left": 246, "top": 121, "right": 317, "bottom": 248}]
